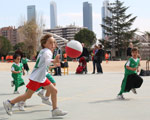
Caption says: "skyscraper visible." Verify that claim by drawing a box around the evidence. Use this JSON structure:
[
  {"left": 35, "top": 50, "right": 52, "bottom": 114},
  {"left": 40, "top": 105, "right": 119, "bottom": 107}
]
[
  {"left": 83, "top": 2, "right": 93, "bottom": 31},
  {"left": 50, "top": 1, "right": 57, "bottom": 29},
  {"left": 101, "top": 0, "right": 112, "bottom": 39},
  {"left": 27, "top": 5, "right": 36, "bottom": 22}
]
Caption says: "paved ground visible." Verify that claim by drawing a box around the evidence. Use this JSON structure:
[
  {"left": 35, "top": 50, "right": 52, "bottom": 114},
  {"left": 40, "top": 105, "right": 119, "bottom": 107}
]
[{"left": 0, "top": 71, "right": 150, "bottom": 120}]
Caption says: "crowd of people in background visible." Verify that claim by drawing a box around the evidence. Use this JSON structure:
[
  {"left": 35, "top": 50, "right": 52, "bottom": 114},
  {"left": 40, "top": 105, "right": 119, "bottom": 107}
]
[{"left": 0, "top": 41, "right": 139, "bottom": 77}]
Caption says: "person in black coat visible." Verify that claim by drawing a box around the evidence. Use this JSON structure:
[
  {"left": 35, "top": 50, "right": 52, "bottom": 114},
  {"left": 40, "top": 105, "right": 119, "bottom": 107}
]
[
  {"left": 95, "top": 44, "right": 104, "bottom": 73},
  {"left": 127, "top": 42, "right": 133, "bottom": 59}
]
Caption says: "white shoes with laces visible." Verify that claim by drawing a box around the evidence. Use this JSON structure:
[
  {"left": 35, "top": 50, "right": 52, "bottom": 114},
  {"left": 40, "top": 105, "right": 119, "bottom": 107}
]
[
  {"left": 52, "top": 108, "right": 68, "bottom": 118},
  {"left": 3, "top": 100, "right": 13, "bottom": 115}
]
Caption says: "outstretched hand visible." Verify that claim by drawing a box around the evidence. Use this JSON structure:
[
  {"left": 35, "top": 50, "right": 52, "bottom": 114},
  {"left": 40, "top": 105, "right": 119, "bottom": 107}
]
[{"left": 54, "top": 54, "right": 60, "bottom": 63}]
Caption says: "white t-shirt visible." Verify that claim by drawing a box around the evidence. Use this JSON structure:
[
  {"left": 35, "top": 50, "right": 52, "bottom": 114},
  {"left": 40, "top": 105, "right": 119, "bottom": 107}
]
[{"left": 29, "top": 48, "right": 53, "bottom": 83}]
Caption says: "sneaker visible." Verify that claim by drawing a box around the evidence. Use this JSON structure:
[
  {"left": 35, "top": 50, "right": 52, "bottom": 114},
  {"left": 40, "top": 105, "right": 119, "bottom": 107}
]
[
  {"left": 3, "top": 100, "right": 13, "bottom": 115},
  {"left": 14, "top": 91, "right": 19, "bottom": 94},
  {"left": 52, "top": 108, "right": 68, "bottom": 117},
  {"left": 131, "top": 88, "right": 137, "bottom": 94},
  {"left": 11, "top": 81, "right": 14, "bottom": 87},
  {"left": 117, "top": 95, "right": 125, "bottom": 100},
  {"left": 42, "top": 98, "right": 52, "bottom": 106},
  {"left": 37, "top": 92, "right": 44, "bottom": 99},
  {"left": 17, "top": 101, "right": 25, "bottom": 111}
]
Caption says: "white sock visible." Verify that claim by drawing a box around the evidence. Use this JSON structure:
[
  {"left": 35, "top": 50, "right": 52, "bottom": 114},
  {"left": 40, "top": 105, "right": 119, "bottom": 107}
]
[
  {"left": 43, "top": 96, "right": 49, "bottom": 100},
  {"left": 39, "top": 89, "right": 45, "bottom": 95}
]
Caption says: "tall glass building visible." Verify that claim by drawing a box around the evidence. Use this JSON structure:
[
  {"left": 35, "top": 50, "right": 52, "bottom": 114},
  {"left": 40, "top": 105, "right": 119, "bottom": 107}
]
[
  {"left": 27, "top": 5, "right": 36, "bottom": 22},
  {"left": 101, "top": 0, "right": 112, "bottom": 39},
  {"left": 83, "top": 2, "right": 93, "bottom": 31},
  {"left": 50, "top": 1, "right": 57, "bottom": 29}
]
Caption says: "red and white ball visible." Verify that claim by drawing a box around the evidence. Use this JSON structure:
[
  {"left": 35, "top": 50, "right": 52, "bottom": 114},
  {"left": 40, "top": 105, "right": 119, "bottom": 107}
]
[{"left": 65, "top": 40, "right": 83, "bottom": 58}]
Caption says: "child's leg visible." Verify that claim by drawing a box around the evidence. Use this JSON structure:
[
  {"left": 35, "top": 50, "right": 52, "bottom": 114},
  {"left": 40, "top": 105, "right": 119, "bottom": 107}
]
[
  {"left": 10, "top": 89, "right": 34, "bottom": 104},
  {"left": 43, "top": 84, "right": 57, "bottom": 110},
  {"left": 14, "top": 80, "right": 18, "bottom": 92},
  {"left": 14, "top": 85, "right": 18, "bottom": 92}
]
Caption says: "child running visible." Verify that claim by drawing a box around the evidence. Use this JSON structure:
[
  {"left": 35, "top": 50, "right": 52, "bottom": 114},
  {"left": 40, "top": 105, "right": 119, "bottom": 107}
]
[
  {"left": 3, "top": 33, "right": 67, "bottom": 117},
  {"left": 21, "top": 55, "right": 30, "bottom": 74},
  {"left": 11, "top": 54, "right": 25, "bottom": 94},
  {"left": 117, "top": 47, "right": 143, "bottom": 99},
  {"left": 17, "top": 64, "right": 60, "bottom": 111},
  {"left": 37, "top": 64, "right": 59, "bottom": 99}
]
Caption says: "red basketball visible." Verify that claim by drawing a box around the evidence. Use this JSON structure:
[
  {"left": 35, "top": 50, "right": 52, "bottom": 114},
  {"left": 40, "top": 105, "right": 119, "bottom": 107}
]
[{"left": 65, "top": 40, "right": 83, "bottom": 58}]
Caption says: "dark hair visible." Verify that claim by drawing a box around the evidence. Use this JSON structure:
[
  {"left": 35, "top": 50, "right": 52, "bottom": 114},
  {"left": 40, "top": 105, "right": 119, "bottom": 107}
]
[
  {"left": 131, "top": 47, "right": 138, "bottom": 52},
  {"left": 99, "top": 44, "right": 102, "bottom": 48},
  {"left": 13, "top": 54, "right": 21, "bottom": 60},
  {"left": 40, "top": 33, "right": 53, "bottom": 48}
]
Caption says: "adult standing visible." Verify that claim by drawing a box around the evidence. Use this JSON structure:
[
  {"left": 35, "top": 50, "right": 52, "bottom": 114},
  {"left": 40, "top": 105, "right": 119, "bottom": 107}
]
[
  {"left": 53, "top": 43, "right": 62, "bottom": 76},
  {"left": 92, "top": 45, "right": 98, "bottom": 74},
  {"left": 127, "top": 42, "right": 133, "bottom": 59},
  {"left": 95, "top": 44, "right": 104, "bottom": 74}
]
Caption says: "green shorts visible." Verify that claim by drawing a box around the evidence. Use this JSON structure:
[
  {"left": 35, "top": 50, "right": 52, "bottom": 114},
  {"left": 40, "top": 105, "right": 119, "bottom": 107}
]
[{"left": 46, "top": 73, "right": 56, "bottom": 83}]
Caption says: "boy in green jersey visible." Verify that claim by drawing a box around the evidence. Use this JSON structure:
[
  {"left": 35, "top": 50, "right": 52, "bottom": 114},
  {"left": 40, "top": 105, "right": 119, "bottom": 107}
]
[{"left": 117, "top": 47, "right": 143, "bottom": 99}]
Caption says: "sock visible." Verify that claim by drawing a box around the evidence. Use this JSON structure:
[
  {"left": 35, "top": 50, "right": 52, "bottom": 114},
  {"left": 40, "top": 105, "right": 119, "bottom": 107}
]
[
  {"left": 43, "top": 96, "right": 49, "bottom": 100},
  {"left": 40, "top": 89, "right": 45, "bottom": 95},
  {"left": 8, "top": 100, "right": 15, "bottom": 106}
]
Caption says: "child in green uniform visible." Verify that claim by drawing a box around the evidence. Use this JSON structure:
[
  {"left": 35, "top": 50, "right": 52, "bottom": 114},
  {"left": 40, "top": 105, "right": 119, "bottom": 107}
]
[
  {"left": 117, "top": 47, "right": 143, "bottom": 99},
  {"left": 21, "top": 55, "right": 29, "bottom": 74},
  {"left": 11, "top": 54, "right": 25, "bottom": 94}
]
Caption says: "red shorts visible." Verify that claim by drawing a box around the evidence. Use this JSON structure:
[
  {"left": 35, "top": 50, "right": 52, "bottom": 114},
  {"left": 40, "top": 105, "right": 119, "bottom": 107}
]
[{"left": 26, "top": 78, "right": 51, "bottom": 91}]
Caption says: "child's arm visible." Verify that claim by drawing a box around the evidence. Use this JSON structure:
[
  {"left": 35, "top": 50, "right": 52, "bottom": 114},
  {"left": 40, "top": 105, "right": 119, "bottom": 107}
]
[
  {"left": 11, "top": 70, "right": 21, "bottom": 74},
  {"left": 53, "top": 54, "right": 60, "bottom": 64},
  {"left": 49, "top": 63, "right": 60, "bottom": 70},
  {"left": 22, "top": 67, "right": 25, "bottom": 75},
  {"left": 126, "top": 66, "right": 137, "bottom": 71},
  {"left": 11, "top": 66, "right": 20, "bottom": 74},
  {"left": 126, "top": 60, "right": 137, "bottom": 71}
]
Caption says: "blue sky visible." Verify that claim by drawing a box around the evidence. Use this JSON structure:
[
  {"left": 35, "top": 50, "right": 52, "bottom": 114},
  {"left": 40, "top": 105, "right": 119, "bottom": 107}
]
[{"left": 1, "top": 0, "right": 150, "bottom": 38}]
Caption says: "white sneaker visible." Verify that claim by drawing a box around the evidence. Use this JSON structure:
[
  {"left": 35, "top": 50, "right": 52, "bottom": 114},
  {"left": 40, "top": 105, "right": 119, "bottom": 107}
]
[
  {"left": 52, "top": 108, "right": 68, "bottom": 117},
  {"left": 42, "top": 98, "right": 52, "bottom": 106},
  {"left": 17, "top": 101, "right": 25, "bottom": 111},
  {"left": 117, "top": 95, "right": 125, "bottom": 100},
  {"left": 131, "top": 88, "right": 137, "bottom": 94},
  {"left": 11, "top": 81, "right": 14, "bottom": 87},
  {"left": 14, "top": 91, "right": 19, "bottom": 94},
  {"left": 3, "top": 100, "right": 13, "bottom": 115},
  {"left": 37, "top": 92, "right": 44, "bottom": 99}
]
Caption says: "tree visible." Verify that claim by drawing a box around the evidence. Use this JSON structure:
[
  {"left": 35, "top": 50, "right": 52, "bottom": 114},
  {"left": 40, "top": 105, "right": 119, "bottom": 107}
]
[
  {"left": 74, "top": 28, "right": 96, "bottom": 48},
  {"left": 18, "top": 20, "right": 38, "bottom": 59},
  {"left": 13, "top": 42, "right": 27, "bottom": 55},
  {"left": 101, "top": 0, "right": 137, "bottom": 57},
  {"left": 0, "top": 36, "right": 12, "bottom": 57},
  {"left": 17, "top": 13, "right": 44, "bottom": 59}
]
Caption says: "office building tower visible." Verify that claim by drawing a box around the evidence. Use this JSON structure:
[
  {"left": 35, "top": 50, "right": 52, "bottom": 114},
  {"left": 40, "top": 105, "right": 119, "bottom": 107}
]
[
  {"left": 83, "top": 2, "right": 93, "bottom": 31},
  {"left": 50, "top": 1, "right": 57, "bottom": 29},
  {"left": 101, "top": 0, "right": 112, "bottom": 39},
  {"left": 27, "top": 5, "right": 36, "bottom": 21}
]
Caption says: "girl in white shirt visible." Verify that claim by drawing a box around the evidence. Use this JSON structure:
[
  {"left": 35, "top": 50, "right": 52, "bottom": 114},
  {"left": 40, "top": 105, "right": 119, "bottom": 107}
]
[{"left": 3, "top": 33, "right": 67, "bottom": 118}]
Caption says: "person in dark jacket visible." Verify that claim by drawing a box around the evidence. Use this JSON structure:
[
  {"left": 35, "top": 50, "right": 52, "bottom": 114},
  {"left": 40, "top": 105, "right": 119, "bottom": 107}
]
[
  {"left": 127, "top": 42, "right": 133, "bottom": 59},
  {"left": 53, "top": 44, "right": 62, "bottom": 76},
  {"left": 95, "top": 44, "right": 104, "bottom": 74}
]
